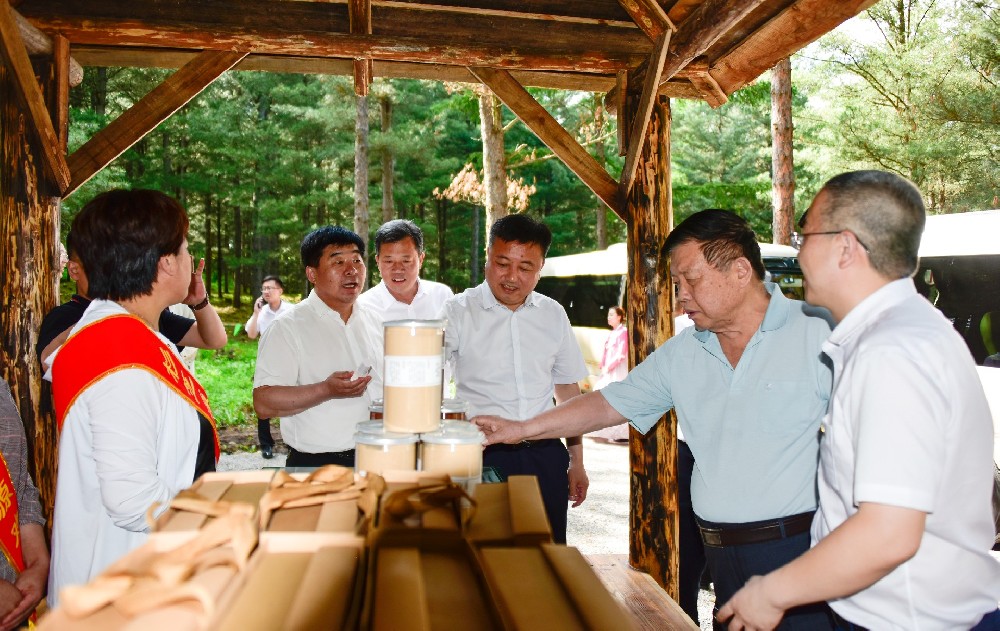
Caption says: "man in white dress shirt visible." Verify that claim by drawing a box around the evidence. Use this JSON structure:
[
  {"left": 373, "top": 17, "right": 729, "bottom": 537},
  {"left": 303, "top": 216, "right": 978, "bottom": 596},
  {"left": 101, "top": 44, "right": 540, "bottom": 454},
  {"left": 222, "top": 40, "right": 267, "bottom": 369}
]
[
  {"left": 439, "top": 214, "right": 589, "bottom": 544},
  {"left": 253, "top": 227, "right": 383, "bottom": 468},
  {"left": 719, "top": 171, "right": 1000, "bottom": 630},
  {"left": 357, "top": 219, "right": 453, "bottom": 321},
  {"left": 246, "top": 275, "right": 294, "bottom": 458}
]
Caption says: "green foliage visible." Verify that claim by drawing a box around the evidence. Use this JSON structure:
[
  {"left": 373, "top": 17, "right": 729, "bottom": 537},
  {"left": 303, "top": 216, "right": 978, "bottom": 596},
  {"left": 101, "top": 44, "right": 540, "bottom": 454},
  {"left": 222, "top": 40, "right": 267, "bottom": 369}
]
[{"left": 195, "top": 337, "right": 258, "bottom": 427}]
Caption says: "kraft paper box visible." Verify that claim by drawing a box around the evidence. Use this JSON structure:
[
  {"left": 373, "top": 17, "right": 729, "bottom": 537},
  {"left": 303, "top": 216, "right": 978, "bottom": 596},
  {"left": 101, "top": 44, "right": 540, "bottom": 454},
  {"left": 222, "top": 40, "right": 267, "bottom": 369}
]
[
  {"left": 369, "top": 471, "right": 461, "bottom": 535},
  {"left": 477, "top": 544, "right": 636, "bottom": 631},
  {"left": 211, "top": 535, "right": 366, "bottom": 631},
  {"left": 465, "top": 475, "right": 552, "bottom": 547},
  {"left": 363, "top": 537, "right": 501, "bottom": 631},
  {"left": 260, "top": 467, "right": 372, "bottom": 542},
  {"left": 152, "top": 469, "right": 275, "bottom": 533},
  {"left": 39, "top": 513, "right": 256, "bottom": 631}
]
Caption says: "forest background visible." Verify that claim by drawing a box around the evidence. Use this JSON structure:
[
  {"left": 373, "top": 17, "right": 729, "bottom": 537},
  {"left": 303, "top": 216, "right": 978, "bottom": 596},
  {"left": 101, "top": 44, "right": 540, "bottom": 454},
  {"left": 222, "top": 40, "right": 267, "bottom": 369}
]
[{"left": 55, "top": 0, "right": 1000, "bottom": 431}]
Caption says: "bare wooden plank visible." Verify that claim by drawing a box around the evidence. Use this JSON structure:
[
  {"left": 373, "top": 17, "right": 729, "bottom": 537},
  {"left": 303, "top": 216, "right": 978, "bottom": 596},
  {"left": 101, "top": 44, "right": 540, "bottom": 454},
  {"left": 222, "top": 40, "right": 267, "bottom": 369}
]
[
  {"left": 13, "top": 9, "right": 82, "bottom": 86},
  {"left": 620, "top": 29, "right": 670, "bottom": 199},
  {"left": 350, "top": 0, "right": 372, "bottom": 96},
  {"left": 469, "top": 66, "right": 624, "bottom": 220},
  {"left": 0, "top": 1, "right": 69, "bottom": 192},
  {"left": 616, "top": 70, "right": 627, "bottom": 157},
  {"left": 712, "top": 0, "right": 880, "bottom": 93},
  {"left": 379, "top": 0, "right": 636, "bottom": 26},
  {"left": 687, "top": 66, "right": 727, "bottom": 108},
  {"left": 52, "top": 34, "right": 69, "bottom": 153},
  {"left": 587, "top": 555, "right": 698, "bottom": 631},
  {"left": 616, "top": 0, "right": 676, "bottom": 41},
  {"left": 65, "top": 49, "right": 247, "bottom": 198}
]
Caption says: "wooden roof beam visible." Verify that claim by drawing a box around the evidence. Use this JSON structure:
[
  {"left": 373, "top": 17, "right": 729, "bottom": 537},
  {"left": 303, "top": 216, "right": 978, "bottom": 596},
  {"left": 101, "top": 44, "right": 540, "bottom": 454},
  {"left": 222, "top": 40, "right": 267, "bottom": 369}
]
[
  {"left": 65, "top": 49, "right": 247, "bottom": 198},
  {"left": 605, "top": 0, "right": 767, "bottom": 109},
  {"left": 469, "top": 66, "right": 624, "bottom": 220},
  {"left": 616, "top": 0, "right": 676, "bottom": 41},
  {"left": 14, "top": 9, "right": 83, "bottom": 87},
  {"left": 0, "top": 1, "right": 69, "bottom": 193},
  {"left": 687, "top": 60, "right": 728, "bottom": 108},
  {"left": 619, "top": 30, "right": 670, "bottom": 200},
  {"left": 350, "top": 0, "right": 373, "bottom": 96}
]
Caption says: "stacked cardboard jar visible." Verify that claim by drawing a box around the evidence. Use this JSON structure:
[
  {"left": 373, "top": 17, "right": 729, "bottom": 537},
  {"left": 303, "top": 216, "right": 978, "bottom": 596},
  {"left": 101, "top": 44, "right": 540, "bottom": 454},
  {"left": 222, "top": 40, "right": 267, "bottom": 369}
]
[{"left": 354, "top": 320, "right": 483, "bottom": 489}]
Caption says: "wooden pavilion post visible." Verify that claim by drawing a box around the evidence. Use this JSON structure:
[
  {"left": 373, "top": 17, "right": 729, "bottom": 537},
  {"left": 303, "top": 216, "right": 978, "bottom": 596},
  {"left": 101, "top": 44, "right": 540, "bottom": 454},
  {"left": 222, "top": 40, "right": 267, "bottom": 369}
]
[
  {"left": 0, "top": 61, "right": 62, "bottom": 527},
  {"left": 624, "top": 94, "right": 678, "bottom": 597}
]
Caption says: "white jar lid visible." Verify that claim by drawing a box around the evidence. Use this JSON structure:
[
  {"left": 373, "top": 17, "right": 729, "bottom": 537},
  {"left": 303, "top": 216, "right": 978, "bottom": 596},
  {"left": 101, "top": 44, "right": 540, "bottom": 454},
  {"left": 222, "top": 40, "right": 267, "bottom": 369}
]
[
  {"left": 354, "top": 430, "right": 419, "bottom": 446},
  {"left": 419, "top": 426, "right": 485, "bottom": 445}
]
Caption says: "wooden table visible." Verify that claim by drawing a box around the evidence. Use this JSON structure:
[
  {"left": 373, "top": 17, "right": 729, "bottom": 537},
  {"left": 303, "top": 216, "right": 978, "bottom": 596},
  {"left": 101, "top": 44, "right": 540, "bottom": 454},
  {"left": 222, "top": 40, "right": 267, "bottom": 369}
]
[{"left": 587, "top": 554, "right": 699, "bottom": 631}]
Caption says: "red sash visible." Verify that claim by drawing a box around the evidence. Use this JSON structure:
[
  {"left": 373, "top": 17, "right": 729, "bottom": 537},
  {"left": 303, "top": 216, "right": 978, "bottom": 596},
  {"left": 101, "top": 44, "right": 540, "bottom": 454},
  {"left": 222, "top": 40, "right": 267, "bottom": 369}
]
[
  {"left": 0, "top": 454, "right": 24, "bottom": 574},
  {"left": 52, "top": 314, "right": 220, "bottom": 461}
]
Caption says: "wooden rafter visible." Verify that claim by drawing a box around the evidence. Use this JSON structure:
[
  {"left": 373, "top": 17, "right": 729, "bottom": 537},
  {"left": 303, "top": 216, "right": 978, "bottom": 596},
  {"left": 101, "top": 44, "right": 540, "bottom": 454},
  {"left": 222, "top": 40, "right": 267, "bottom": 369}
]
[
  {"left": 65, "top": 49, "right": 247, "bottom": 198},
  {"left": 0, "top": 1, "right": 69, "bottom": 192},
  {"left": 13, "top": 9, "right": 83, "bottom": 87},
  {"left": 616, "top": 0, "right": 676, "bottom": 41},
  {"left": 687, "top": 64, "right": 727, "bottom": 108},
  {"left": 53, "top": 34, "right": 69, "bottom": 154},
  {"left": 606, "top": 0, "right": 766, "bottom": 107},
  {"left": 349, "top": 0, "right": 373, "bottom": 96},
  {"left": 619, "top": 29, "right": 670, "bottom": 200},
  {"left": 468, "top": 66, "right": 623, "bottom": 220}
]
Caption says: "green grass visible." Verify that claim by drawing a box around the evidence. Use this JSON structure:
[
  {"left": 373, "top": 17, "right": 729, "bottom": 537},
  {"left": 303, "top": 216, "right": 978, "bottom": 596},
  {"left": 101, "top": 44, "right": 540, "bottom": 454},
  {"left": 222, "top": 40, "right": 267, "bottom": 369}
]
[{"left": 196, "top": 336, "right": 258, "bottom": 428}]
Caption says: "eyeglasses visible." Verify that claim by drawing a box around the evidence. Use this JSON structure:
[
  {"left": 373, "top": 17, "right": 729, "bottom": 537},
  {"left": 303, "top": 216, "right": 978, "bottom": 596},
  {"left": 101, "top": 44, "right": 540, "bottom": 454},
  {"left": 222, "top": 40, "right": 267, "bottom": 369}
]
[{"left": 791, "top": 230, "right": 871, "bottom": 253}]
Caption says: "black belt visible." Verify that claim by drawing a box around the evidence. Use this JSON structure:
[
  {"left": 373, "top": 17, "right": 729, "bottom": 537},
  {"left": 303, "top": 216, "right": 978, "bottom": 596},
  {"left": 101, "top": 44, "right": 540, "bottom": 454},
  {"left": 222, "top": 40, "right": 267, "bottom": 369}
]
[
  {"left": 484, "top": 439, "right": 561, "bottom": 451},
  {"left": 699, "top": 511, "right": 814, "bottom": 548}
]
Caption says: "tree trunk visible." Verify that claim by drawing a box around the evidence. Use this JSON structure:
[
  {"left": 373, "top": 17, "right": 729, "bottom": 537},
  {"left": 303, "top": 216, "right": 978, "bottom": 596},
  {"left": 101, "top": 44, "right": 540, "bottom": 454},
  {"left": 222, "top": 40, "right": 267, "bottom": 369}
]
[
  {"left": 1, "top": 62, "right": 63, "bottom": 532},
  {"left": 215, "top": 197, "right": 224, "bottom": 299},
  {"left": 92, "top": 67, "right": 107, "bottom": 116},
  {"left": 470, "top": 205, "right": 481, "bottom": 286},
  {"left": 380, "top": 96, "right": 394, "bottom": 224},
  {"left": 232, "top": 205, "right": 243, "bottom": 307},
  {"left": 436, "top": 198, "right": 448, "bottom": 283},
  {"left": 203, "top": 192, "right": 213, "bottom": 296},
  {"left": 354, "top": 94, "right": 370, "bottom": 250},
  {"left": 625, "top": 95, "right": 678, "bottom": 600},
  {"left": 594, "top": 94, "right": 609, "bottom": 249},
  {"left": 771, "top": 57, "right": 795, "bottom": 245},
  {"left": 478, "top": 91, "right": 507, "bottom": 236}
]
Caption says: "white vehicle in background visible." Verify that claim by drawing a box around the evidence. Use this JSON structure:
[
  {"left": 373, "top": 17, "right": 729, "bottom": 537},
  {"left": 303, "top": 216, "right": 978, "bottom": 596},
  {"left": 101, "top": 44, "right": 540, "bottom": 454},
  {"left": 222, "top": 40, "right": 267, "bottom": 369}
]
[
  {"left": 535, "top": 241, "right": 801, "bottom": 390},
  {"left": 916, "top": 210, "right": 1000, "bottom": 463}
]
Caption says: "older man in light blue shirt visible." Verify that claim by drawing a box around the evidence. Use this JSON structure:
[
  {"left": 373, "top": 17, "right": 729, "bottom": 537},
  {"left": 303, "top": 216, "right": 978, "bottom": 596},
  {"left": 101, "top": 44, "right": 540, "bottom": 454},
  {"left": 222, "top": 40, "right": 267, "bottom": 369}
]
[{"left": 475, "top": 210, "right": 834, "bottom": 631}]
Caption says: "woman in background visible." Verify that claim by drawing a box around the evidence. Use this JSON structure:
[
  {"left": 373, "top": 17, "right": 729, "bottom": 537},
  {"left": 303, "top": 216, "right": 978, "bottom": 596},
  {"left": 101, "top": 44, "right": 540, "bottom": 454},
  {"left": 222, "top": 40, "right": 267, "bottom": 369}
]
[{"left": 587, "top": 306, "right": 629, "bottom": 442}]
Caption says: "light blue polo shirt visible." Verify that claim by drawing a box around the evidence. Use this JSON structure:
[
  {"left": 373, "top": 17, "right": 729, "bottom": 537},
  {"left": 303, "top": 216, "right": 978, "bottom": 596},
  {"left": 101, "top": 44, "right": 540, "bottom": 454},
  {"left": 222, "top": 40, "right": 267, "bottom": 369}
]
[{"left": 602, "top": 283, "right": 833, "bottom": 523}]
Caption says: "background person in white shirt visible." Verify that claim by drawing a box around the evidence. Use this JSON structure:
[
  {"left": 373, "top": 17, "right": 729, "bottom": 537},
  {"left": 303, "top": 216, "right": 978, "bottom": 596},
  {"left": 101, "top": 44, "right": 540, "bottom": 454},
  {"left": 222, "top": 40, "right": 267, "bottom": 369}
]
[
  {"left": 246, "top": 275, "right": 294, "bottom": 458},
  {"left": 357, "top": 219, "right": 453, "bottom": 321},
  {"left": 439, "top": 214, "right": 589, "bottom": 544},
  {"left": 719, "top": 170, "right": 1000, "bottom": 631}
]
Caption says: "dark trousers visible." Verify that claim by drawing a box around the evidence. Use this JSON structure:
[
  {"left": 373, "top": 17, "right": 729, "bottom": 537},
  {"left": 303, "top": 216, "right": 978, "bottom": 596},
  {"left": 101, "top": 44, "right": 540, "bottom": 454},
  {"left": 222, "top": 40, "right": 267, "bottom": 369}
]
[
  {"left": 701, "top": 523, "right": 833, "bottom": 631},
  {"left": 677, "top": 440, "right": 707, "bottom": 624},
  {"left": 285, "top": 446, "right": 355, "bottom": 468},
  {"left": 258, "top": 417, "right": 274, "bottom": 447},
  {"left": 483, "top": 439, "right": 569, "bottom": 544}
]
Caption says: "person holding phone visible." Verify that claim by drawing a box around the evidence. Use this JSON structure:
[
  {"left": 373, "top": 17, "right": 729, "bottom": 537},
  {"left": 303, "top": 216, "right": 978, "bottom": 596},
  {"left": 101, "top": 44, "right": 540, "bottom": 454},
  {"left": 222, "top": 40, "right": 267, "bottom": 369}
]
[{"left": 246, "top": 275, "right": 294, "bottom": 458}]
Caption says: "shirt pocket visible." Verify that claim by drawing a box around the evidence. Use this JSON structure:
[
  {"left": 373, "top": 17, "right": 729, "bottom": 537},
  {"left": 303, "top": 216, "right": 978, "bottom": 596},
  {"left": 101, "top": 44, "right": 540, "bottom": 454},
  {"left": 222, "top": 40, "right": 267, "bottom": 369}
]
[{"left": 755, "top": 379, "right": 823, "bottom": 436}]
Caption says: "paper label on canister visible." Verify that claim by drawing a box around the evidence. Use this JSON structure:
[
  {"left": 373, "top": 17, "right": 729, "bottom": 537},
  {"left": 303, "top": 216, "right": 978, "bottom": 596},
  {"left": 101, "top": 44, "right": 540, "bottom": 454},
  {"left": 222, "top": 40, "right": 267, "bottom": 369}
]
[{"left": 384, "top": 355, "right": 442, "bottom": 388}]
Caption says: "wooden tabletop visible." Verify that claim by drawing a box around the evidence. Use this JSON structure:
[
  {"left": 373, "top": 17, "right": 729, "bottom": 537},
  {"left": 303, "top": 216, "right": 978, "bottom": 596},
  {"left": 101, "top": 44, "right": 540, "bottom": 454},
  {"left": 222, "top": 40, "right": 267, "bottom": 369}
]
[{"left": 586, "top": 554, "right": 699, "bottom": 631}]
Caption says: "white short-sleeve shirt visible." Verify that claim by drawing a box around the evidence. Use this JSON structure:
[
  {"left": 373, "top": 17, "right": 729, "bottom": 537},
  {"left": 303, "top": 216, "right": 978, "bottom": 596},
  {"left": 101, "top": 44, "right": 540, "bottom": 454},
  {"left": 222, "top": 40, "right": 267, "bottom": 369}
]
[
  {"left": 246, "top": 299, "right": 294, "bottom": 336},
  {"left": 815, "top": 279, "right": 1000, "bottom": 629},
  {"left": 253, "top": 290, "right": 383, "bottom": 453},
  {"left": 439, "top": 283, "right": 588, "bottom": 420},
  {"left": 357, "top": 279, "right": 453, "bottom": 321}
]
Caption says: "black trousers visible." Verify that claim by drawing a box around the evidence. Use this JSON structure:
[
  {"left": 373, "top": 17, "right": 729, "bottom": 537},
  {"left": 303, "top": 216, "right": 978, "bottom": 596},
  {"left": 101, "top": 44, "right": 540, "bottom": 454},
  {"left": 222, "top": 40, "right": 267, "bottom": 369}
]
[
  {"left": 677, "top": 439, "right": 708, "bottom": 624},
  {"left": 258, "top": 417, "right": 274, "bottom": 447},
  {"left": 483, "top": 439, "right": 570, "bottom": 544},
  {"left": 285, "top": 447, "right": 355, "bottom": 468}
]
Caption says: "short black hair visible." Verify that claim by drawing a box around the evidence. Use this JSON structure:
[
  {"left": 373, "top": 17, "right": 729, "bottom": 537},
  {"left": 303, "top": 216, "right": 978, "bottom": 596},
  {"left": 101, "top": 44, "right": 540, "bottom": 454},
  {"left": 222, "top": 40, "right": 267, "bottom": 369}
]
[
  {"left": 374, "top": 219, "right": 424, "bottom": 255},
  {"left": 663, "top": 209, "right": 766, "bottom": 280},
  {"left": 818, "top": 170, "right": 925, "bottom": 279},
  {"left": 300, "top": 226, "right": 366, "bottom": 268},
  {"left": 70, "top": 189, "right": 189, "bottom": 301},
  {"left": 488, "top": 214, "right": 553, "bottom": 256},
  {"left": 261, "top": 275, "right": 284, "bottom": 290}
]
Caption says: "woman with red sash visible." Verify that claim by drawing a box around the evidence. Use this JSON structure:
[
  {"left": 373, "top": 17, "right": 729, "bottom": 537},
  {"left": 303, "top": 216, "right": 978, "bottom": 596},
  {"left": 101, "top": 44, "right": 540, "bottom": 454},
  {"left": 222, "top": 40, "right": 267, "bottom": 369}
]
[{"left": 48, "top": 190, "right": 220, "bottom": 607}]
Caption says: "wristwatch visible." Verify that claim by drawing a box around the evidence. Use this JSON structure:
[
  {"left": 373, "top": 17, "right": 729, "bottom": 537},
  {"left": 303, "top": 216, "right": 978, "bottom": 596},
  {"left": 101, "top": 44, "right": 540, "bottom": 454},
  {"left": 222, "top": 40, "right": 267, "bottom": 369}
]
[{"left": 190, "top": 296, "right": 210, "bottom": 311}]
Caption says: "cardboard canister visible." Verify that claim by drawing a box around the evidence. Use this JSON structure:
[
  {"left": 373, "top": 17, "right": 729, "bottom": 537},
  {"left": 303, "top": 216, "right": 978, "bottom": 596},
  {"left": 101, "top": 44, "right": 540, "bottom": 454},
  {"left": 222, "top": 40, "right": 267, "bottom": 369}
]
[
  {"left": 354, "top": 431, "right": 419, "bottom": 476},
  {"left": 383, "top": 320, "right": 445, "bottom": 434},
  {"left": 419, "top": 425, "right": 485, "bottom": 492}
]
